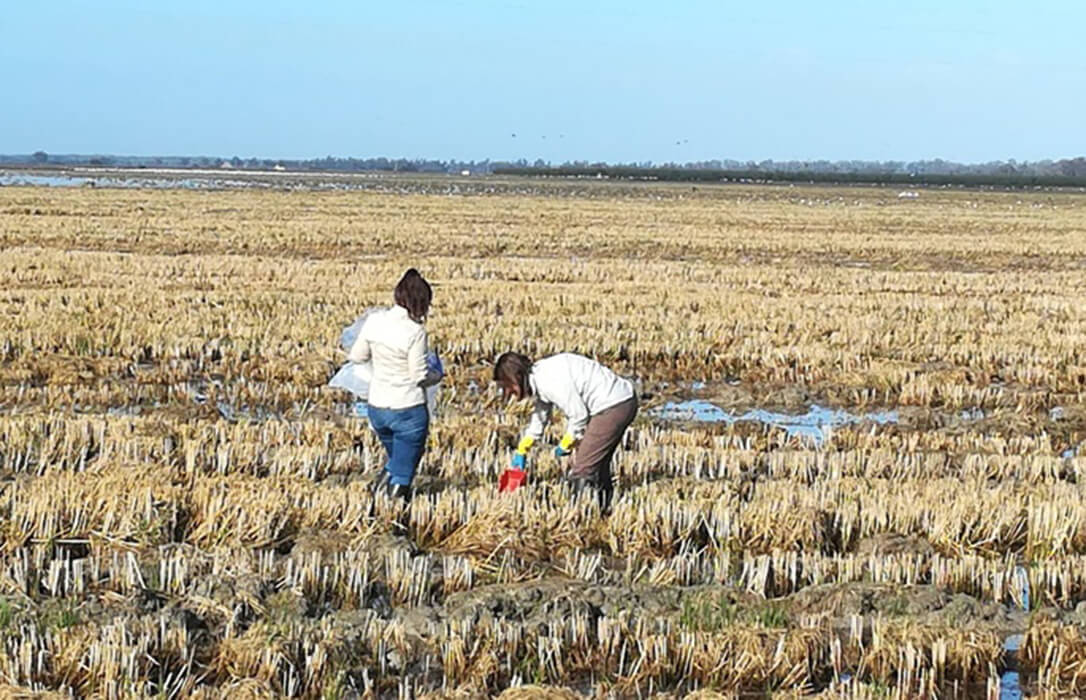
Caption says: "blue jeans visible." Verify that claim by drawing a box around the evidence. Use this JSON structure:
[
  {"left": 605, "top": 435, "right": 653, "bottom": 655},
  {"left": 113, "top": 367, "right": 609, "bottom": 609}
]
[{"left": 367, "top": 403, "right": 429, "bottom": 486}]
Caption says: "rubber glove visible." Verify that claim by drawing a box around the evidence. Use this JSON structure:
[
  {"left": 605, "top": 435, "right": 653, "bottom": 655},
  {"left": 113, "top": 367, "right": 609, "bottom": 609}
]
[
  {"left": 554, "top": 433, "right": 576, "bottom": 458},
  {"left": 512, "top": 435, "right": 534, "bottom": 470},
  {"left": 426, "top": 351, "right": 444, "bottom": 379}
]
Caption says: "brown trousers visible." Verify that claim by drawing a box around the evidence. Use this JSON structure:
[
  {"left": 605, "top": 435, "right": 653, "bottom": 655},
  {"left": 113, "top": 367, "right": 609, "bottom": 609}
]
[{"left": 569, "top": 395, "right": 639, "bottom": 488}]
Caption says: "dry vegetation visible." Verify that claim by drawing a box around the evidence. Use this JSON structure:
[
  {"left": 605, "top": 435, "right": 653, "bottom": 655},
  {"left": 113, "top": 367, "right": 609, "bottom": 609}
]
[{"left": 1, "top": 176, "right": 1085, "bottom": 697}]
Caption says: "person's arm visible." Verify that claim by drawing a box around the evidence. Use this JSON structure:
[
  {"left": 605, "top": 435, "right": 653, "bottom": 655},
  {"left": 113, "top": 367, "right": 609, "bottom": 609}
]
[
  {"left": 524, "top": 399, "right": 552, "bottom": 443},
  {"left": 559, "top": 390, "right": 590, "bottom": 445},
  {"left": 346, "top": 324, "right": 372, "bottom": 364},
  {"left": 408, "top": 332, "right": 440, "bottom": 388},
  {"left": 406, "top": 329, "right": 434, "bottom": 387},
  {"left": 512, "top": 398, "right": 551, "bottom": 467},
  {"left": 421, "top": 350, "right": 444, "bottom": 388}
]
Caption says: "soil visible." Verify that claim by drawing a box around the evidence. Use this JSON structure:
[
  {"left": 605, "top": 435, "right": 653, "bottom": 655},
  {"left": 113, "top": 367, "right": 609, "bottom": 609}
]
[
  {"left": 402, "top": 578, "right": 1027, "bottom": 644},
  {"left": 854, "top": 533, "right": 936, "bottom": 557}
]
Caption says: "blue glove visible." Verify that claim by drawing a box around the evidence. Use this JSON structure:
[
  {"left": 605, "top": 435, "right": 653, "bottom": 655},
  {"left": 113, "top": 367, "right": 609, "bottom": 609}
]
[
  {"left": 554, "top": 446, "right": 572, "bottom": 458},
  {"left": 511, "top": 452, "right": 526, "bottom": 470},
  {"left": 426, "top": 351, "right": 444, "bottom": 379}
]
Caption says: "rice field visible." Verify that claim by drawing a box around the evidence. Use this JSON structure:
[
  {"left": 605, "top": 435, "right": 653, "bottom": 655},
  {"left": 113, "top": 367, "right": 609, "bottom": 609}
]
[{"left": 1, "top": 174, "right": 1085, "bottom": 698}]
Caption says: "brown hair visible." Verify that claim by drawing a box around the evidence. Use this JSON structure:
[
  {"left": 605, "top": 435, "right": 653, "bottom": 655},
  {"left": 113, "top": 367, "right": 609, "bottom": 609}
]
[
  {"left": 394, "top": 268, "right": 432, "bottom": 323},
  {"left": 494, "top": 352, "right": 534, "bottom": 398}
]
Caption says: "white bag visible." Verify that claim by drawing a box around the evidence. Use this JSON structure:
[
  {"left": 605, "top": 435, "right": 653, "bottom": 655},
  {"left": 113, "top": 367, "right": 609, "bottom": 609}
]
[
  {"left": 339, "top": 307, "right": 380, "bottom": 353},
  {"left": 328, "top": 360, "right": 373, "bottom": 401}
]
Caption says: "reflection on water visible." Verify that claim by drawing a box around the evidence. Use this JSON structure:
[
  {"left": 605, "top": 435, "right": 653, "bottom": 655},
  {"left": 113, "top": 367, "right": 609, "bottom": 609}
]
[
  {"left": 0, "top": 172, "right": 213, "bottom": 189},
  {"left": 650, "top": 400, "right": 898, "bottom": 446},
  {"left": 0, "top": 173, "right": 91, "bottom": 187},
  {"left": 1002, "top": 633, "right": 1024, "bottom": 699},
  {"left": 1000, "top": 670, "right": 1021, "bottom": 699}
]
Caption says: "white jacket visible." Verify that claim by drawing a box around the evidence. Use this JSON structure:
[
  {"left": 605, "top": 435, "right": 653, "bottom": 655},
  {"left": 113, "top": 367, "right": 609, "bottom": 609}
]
[
  {"left": 524, "top": 353, "right": 635, "bottom": 441},
  {"left": 347, "top": 305, "right": 438, "bottom": 410}
]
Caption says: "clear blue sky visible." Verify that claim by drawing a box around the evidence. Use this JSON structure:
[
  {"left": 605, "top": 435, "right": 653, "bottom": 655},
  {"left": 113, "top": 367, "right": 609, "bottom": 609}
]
[{"left": 3, "top": 1, "right": 1083, "bottom": 163}]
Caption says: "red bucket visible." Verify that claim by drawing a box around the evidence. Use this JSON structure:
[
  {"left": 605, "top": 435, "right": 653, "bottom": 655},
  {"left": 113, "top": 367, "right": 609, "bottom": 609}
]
[{"left": 499, "top": 468, "right": 527, "bottom": 493}]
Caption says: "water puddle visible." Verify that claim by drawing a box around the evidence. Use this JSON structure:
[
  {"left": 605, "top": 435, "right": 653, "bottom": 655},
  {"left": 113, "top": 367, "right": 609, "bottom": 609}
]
[
  {"left": 0, "top": 173, "right": 92, "bottom": 187},
  {"left": 1000, "top": 669, "right": 1022, "bottom": 699},
  {"left": 999, "top": 567, "right": 1029, "bottom": 700},
  {"left": 215, "top": 400, "right": 281, "bottom": 424},
  {"left": 1001, "top": 633, "right": 1024, "bottom": 699},
  {"left": 650, "top": 401, "right": 898, "bottom": 446},
  {"left": 106, "top": 405, "right": 143, "bottom": 417},
  {"left": 1, "top": 169, "right": 466, "bottom": 193},
  {"left": 1, "top": 171, "right": 221, "bottom": 190}
]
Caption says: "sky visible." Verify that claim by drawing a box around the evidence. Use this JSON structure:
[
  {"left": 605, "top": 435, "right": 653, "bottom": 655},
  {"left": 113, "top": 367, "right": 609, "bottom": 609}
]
[{"left": 2, "top": 1, "right": 1084, "bottom": 164}]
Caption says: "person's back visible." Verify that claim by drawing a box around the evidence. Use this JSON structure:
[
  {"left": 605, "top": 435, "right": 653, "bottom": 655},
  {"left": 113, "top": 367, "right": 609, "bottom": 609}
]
[
  {"left": 354, "top": 305, "right": 429, "bottom": 410},
  {"left": 533, "top": 352, "right": 633, "bottom": 417}
]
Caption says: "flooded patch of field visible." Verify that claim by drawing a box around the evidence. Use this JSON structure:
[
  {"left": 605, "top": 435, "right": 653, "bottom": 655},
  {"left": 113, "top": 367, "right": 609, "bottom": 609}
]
[
  {"left": 0, "top": 170, "right": 210, "bottom": 189},
  {"left": 650, "top": 399, "right": 899, "bottom": 445}
]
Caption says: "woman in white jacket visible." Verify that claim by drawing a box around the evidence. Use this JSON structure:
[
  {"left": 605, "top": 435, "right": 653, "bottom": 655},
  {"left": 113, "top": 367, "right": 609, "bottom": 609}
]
[
  {"left": 348, "top": 269, "right": 441, "bottom": 503},
  {"left": 494, "top": 351, "right": 638, "bottom": 512}
]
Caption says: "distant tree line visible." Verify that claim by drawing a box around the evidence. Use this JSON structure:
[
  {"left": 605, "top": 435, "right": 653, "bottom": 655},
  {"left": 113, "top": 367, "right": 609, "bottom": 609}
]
[
  {"left": 569, "top": 157, "right": 1086, "bottom": 178},
  {"left": 4, "top": 152, "right": 1085, "bottom": 184},
  {"left": 491, "top": 164, "right": 1086, "bottom": 188},
  {"left": 1, "top": 152, "right": 497, "bottom": 174}
]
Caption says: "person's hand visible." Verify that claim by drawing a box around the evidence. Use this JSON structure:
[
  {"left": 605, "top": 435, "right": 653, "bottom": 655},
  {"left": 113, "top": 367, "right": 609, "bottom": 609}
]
[
  {"left": 511, "top": 452, "right": 526, "bottom": 470},
  {"left": 426, "top": 352, "right": 444, "bottom": 378},
  {"left": 554, "top": 433, "right": 576, "bottom": 458}
]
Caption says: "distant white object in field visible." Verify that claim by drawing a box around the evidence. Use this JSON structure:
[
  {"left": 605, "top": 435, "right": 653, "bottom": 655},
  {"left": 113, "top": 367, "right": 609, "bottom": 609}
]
[
  {"left": 460, "top": 170, "right": 470, "bottom": 176},
  {"left": 897, "top": 190, "right": 920, "bottom": 199}
]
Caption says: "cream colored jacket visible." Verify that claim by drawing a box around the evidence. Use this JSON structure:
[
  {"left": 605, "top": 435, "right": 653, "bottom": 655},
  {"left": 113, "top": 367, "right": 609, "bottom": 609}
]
[
  {"left": 524, "top": 353, "right": 635, "bottom": 441},
  {"left": 347, "top": 305, "right": 438, "bottom": 410}
]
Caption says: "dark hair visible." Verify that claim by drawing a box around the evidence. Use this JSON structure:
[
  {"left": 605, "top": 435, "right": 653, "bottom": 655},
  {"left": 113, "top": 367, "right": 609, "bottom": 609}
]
[
  {"left": 494, "top": 352, "right": 534, "bottom": 397},
  {"left": 394, "top": 268, "right": 432, "bottom": 323}
]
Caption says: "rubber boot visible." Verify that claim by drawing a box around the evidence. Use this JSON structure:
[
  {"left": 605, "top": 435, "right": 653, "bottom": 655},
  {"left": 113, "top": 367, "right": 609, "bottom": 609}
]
[
  {"left": 383, "top": 482, "right": 413, "bottom": 534},
  {"left": 570, "top": 476, "right": 612, "bottom": 516},
  {"left": 370, "top": 470, "right": 391, "bottom": 496},
  {"left": 385, "top": 481, "right": 413, "bottom": 505},
  {"left": 597, "top": 479, "right": 614, "bottom": 516},
  {"left": 367, "top": 471, "right": 391, "bottom": 518}
]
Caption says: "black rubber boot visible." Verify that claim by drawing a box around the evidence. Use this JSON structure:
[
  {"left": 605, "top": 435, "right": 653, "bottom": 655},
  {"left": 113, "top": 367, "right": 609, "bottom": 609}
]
[
  {"left": 367, "top": 472, "right": 390, "bottom": 517},
  {"left": 570, "top": 476, "right": 612, "bottom": 516},
  {"left": 597, "top": 480, "right": 614, "bottom": 516},
  {"left": 385, "top": 481, "right": 413, "bottom": 505},
  {"left": 383, "top": 482, "right": 413, "bottom": 533}
]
